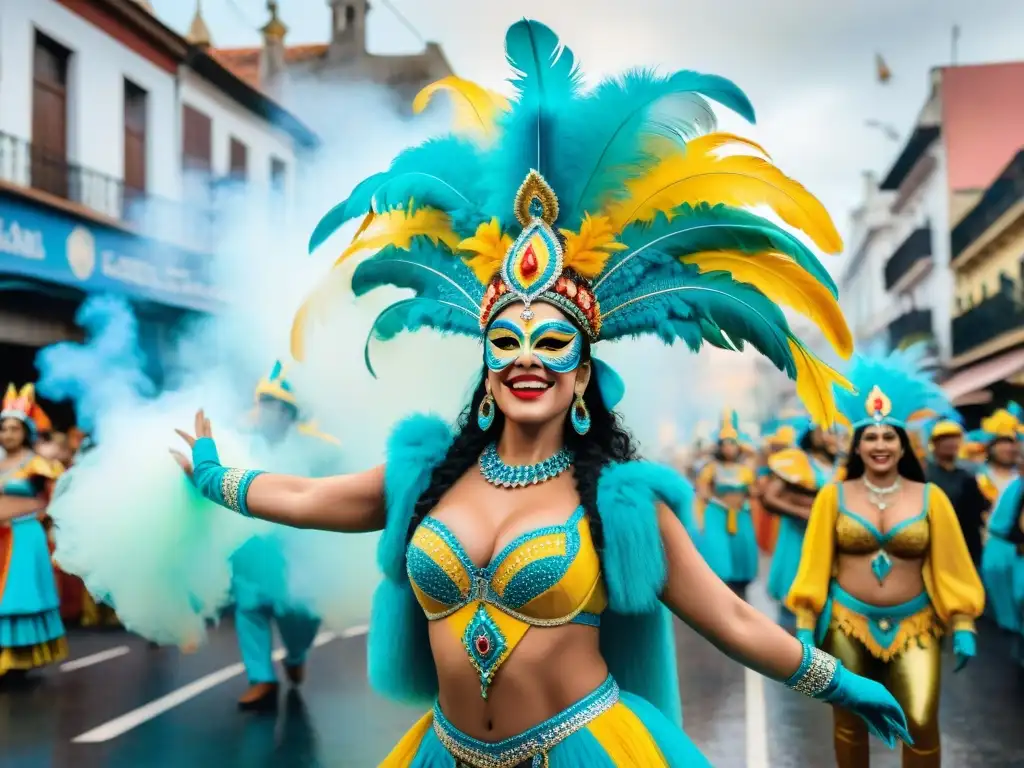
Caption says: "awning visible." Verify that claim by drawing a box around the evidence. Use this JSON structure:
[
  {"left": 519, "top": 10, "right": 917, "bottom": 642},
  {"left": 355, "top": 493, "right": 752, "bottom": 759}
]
[{"left": 942, "top": 346, "right": 1024, "bottom": 403}]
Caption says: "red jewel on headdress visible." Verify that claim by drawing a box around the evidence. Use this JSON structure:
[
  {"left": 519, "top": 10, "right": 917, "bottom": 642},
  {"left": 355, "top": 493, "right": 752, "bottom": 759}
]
[
  {"left": 873, "top": 397, "right": 883, "bottom": 412},
  {"left": 521, "top": 244, "right": 538, "bottom": 278},
  {"left": 474, "top": 634, "right": 491, "bottom": 656}
]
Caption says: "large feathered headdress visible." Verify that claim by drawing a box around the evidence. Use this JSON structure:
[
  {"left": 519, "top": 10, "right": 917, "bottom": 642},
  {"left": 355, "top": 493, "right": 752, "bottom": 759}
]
[
  {"left": 2, "top": 383, "right": 52, "bottom": 437},
  {"left": 978, "top": 402, "right": 1023, "bottom": 443},
  {"left": 292, "top": 20, "right": 852, "bottom": 424},
  {"left": 251, "top": 361, "right": 340, "bottom": 446},
  {"left": 833, "top": 344, "right": 950, "bottom": 431}
]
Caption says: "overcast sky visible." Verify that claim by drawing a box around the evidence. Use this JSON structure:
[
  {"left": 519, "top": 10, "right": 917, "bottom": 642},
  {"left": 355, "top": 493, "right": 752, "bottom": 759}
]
[
  {"left": 155, "top": 0, "right": 1024, "bottom": 241},
  {"left": 152, "top": 1, "right": 1024, "bottom": 421}
]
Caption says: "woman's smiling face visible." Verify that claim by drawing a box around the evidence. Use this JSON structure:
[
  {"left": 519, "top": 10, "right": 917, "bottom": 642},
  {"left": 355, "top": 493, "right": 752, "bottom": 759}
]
[{"left": 485, "top": 301, "right": 589, "bottom": 428}]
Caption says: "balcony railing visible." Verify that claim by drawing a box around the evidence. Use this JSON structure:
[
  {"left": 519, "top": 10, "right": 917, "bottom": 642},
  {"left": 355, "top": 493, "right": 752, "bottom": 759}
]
[
  {"left": 952, "top": 281, "right": 1024, "bottom": 357},
  {"left": 887, "top": 308, "right": 933, "bottom": 349},
  {"left": 951, "top": 150, "right": 1024, "bottom": 260},
  {"left": 0, "top": 130, "right": 216, "bottom": 254},
  {"left": 884, "top": 226, "right": 931, "bottom": 291}
]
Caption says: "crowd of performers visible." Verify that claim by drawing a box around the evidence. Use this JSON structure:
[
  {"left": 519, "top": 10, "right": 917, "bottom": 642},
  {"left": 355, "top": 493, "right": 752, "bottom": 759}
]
[
  {"left": 3, "top": 17, "right": 1024, "bottom": 767},
  {"left": 683, "top": 375, "right": 1024, "bottom": 766}
]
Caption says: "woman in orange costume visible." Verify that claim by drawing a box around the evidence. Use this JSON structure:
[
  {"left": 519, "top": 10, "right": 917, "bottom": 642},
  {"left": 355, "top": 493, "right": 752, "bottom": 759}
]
[{"left": 0, "top": 384, "right": 67, "bottom": 677}]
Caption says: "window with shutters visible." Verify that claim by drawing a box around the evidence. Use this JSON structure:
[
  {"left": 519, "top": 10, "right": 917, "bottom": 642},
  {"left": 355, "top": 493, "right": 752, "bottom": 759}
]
[
  {"left": 229, "top": 137, "right": 248, "bottom": 181},
  {"left": 123, "top": 80, "right": 148, "bottom": 213},
  {"left": 31, "top": 32, "right": 71, "bottom": 199},
  {"left": 182, "top": 105, "right": 212, "bottom": 174}
]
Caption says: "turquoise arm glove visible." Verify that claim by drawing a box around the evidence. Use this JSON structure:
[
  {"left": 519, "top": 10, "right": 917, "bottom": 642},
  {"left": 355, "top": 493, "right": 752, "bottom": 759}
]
[
  {"left": 795, "top": 628, "right": 815, "bottom": 646},
  {"left": 953, "top": 629, "right": 976, "bottom": 672},
  {"left": 190, "top": 437, "right": 264, "bottom": 517},
  {"left": 785, "top": 642, "right": 912, "bottom": 748}
]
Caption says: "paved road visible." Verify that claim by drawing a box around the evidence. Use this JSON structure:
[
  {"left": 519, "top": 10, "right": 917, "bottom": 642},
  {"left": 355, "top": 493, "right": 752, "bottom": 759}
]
[{"left": 1, "top": 578, "right": 1023, "bottom": 768}]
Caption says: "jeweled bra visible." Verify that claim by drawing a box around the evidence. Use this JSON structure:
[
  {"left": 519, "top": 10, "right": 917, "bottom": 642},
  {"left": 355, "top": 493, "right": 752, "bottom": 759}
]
[{"left": 406, "top": 506, "right": 606, "bottom": 697}]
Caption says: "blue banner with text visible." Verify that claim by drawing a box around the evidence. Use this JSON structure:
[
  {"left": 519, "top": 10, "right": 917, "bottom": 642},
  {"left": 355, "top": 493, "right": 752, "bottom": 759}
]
[{"left": 0, "top": 191, "right": 219, "bottom": 313}]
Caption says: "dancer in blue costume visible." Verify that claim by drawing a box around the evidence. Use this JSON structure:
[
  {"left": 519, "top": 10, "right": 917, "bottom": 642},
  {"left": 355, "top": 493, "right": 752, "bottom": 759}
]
[
  {"left": 983, "top": 475, "right": 1024, "bottom": 659},
  {"left": 696, "top": 411, "right": 758, "bottom": 595},
  {"left": 231, "top": 361, "right": 342, "bottom": 711},
  {"left": 763, "top": 417, "right": 841, "bottom": 629},
  {"left": 974, "top": 404, "right": 1022, "bottom": 507},
  {"left": 0, "top": 384, "right": 67, "bottom": 677},
  {"left": 787, "top": 346, "right": 983, "bottom": 767},
  {"left": 167, "top": 20, "right": 914, "bottom": 765}
]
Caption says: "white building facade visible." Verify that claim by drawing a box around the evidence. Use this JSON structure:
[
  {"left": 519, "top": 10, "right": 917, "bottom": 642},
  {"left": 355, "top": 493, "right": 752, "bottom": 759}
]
[{"left": 0, "top": 0, "right": 316, "bottom": 380}]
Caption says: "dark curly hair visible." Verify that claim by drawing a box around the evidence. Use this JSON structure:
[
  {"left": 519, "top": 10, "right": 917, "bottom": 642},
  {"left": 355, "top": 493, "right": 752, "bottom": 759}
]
[
  {"left": 408, "top": 341, "right": 639, "bottom": 549},
  {"left": 844, "top": 425, "right": 925, "bottom": 483}
]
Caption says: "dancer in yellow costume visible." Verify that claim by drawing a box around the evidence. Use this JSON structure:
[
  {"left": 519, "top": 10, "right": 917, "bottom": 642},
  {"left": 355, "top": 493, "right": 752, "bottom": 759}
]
[
  {"left": 787, "top": 347, "right": 984, "bottom": 767},
  {"left": 168, "top": 20, "right": 915, "bottom": 766}
]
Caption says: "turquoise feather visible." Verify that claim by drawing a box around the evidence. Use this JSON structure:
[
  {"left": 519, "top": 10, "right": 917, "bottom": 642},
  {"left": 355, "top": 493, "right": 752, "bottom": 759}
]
[
  {"left": 600, "top": 272, "right": 797, "bottom": 376},
  {"left": 308, "top": 137, "right": 480, "bottom": 253},
  {"left": 833, "top": 343, "right": 950, "bottom": 427},
  {"left": 560, "top": 70, "right": 754, "bottom": 226},
  {"left": 483, "top": 20, "right": 583, "bottom": 226},
  {"left": 351, "top": 243, "right": 485, "bottom": 311},
  {"left": 362, "top": 298, "right": 479, "bottom": 377},
  {"left": 599, "top": 204, "right": 838, "bottom": 299}
]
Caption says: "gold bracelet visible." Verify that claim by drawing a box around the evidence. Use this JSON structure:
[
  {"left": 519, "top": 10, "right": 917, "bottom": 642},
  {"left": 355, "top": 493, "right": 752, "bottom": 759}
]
[{"left": 951, "top": 616, "right": 976, "bottom": 634}]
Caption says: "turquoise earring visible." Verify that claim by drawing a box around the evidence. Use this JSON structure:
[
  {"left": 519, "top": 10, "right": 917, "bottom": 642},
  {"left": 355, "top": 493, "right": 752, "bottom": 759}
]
[
  {"left": 478, "top": 392, "right": 496, "bottom": 431},
  {"left": 571, "top": 393, "right": 590, "bottom": 435}
]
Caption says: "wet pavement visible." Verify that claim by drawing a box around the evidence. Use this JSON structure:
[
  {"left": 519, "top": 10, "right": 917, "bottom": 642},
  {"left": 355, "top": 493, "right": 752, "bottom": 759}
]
[{"left": 1, "top": 575, "right": 1023, "bottom": 768}]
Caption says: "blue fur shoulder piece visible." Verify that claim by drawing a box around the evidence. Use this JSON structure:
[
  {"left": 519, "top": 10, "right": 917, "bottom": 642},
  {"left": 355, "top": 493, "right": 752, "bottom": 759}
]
[
  {"left": 378, "top": 413, "right": 454, "bottom": 580},
  {"left": 597, "top": 460, "right": 696, "bottom": 615}
]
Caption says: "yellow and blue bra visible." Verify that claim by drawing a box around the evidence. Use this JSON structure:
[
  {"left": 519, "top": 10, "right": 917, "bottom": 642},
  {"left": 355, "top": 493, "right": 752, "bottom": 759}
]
[{"left": 406, "top": 506, "right": 606, "bottom": 697}]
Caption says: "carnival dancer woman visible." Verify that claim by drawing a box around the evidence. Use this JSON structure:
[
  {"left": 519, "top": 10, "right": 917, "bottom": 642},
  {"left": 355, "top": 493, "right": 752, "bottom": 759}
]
[
  {"left": 763, "top": 418, "right": 840, "bottom": 629},
  {"left": 696, "top": 411, "right": 758, "bottom": 594},
  {"left": 753, "top": 419, "right": 797, "bottom": 554},
  {"left": 975, "top": 404, "right": 1022, "bottom": 506},
  {"left": 982, "top": 473, "right": 1024, "bottom": 658},
  {"left": 162, "top": 21, "right": 915, "bottom": 765},
  {"left": 0, "top": 384, "right": 67, "bottom": 677},
  {"left": 787, "top": 347, "right": 984, "bottom": 767},
  {"left": 232, "top": 361, "right": 341, "bottom": 711}
]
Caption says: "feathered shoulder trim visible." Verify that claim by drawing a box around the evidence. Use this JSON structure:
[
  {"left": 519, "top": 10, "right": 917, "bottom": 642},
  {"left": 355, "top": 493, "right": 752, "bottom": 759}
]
[
  {"left": 597, "top": 460, "right": 696, "bottom": 614},
  {"left": 378, "top": 414, "right": 454, "bottom": 581}
]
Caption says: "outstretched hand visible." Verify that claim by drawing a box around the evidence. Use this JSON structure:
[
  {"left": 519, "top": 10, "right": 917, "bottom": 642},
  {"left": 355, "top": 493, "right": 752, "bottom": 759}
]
[{"left": 170, "top": 409, "right": 214, "bottom": 480}]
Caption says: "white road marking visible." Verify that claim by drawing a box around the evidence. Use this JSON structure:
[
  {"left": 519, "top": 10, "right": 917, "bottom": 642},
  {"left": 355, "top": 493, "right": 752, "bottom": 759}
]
[
  {"left": 60, "top": 646, "right": 131, "bottom": 673},
  {"left": 340, "top": 624, "right": 368, "bottom": 638},
  {"left": 745, "top": 668, "right": 770, "bottom": 768},
  {"left": 71, "top": 630, "right": 340, "bottom": 743}
]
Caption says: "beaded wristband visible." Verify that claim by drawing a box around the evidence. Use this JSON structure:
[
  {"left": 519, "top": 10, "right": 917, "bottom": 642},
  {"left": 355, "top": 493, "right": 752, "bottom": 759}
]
[
  {"left": 784, "top": 642, "right": 839, "bottom": 699},
  {"left": 220, "top": 468, "right": 264, "bottom": 517}
]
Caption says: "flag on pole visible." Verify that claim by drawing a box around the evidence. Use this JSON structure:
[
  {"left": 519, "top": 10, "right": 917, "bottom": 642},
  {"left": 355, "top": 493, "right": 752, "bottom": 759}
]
[{"left": 876, "top": 53, "right": 892, "bottom": 84}]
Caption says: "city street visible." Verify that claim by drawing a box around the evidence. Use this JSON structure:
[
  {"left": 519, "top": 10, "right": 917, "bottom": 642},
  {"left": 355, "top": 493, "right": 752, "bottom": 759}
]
[{"left": 2, "top": 579, "right": 1023, "bottom": 768}]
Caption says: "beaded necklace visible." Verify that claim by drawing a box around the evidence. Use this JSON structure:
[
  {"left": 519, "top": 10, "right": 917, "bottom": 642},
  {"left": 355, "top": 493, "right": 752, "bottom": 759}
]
[{"left": 478, "top": 443, "right": 574, "bottom": 488}]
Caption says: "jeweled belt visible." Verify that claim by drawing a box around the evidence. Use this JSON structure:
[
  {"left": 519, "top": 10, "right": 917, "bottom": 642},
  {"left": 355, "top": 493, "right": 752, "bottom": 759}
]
[{"left": 432, "top": 676, "right": 619, "bottom": 768}]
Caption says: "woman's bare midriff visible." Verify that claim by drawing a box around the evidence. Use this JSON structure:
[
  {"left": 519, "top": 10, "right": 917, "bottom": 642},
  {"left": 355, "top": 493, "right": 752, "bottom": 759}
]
[
  {"left": 835, "top": 480, "right": 927, "bottom": 607},
  {"left": 835, "top": 554, "right": 926, "bottom": 607},
  {"left": 430, "top": 620, "right": 608, "bottom": 741},
  {"left": 717, "top": 490, "right": 747, "bottom": 511}
]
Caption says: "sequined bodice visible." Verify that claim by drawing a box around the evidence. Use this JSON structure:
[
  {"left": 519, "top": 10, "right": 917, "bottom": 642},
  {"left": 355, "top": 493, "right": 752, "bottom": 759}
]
[
  {"left": 406, "top": 506, "right": 605, "bottom": 697},
  {"left": 0, "top": 457, "right": 38, "bottom": 498},
  {"left": 710, "top": 461, "right": 753, "bottom": 495},
  {"left": 835, "top": 485, "right": 930, "bottom": 561}
]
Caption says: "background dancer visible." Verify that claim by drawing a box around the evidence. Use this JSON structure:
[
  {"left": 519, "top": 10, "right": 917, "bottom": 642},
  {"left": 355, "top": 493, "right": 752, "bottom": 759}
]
[{"left": 0, "top": 385, "right": 67, "bottom": 679}]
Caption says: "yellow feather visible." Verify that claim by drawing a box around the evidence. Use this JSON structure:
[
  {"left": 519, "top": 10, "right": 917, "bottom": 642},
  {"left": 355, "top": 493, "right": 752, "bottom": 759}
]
[
  {"left": 335, "top": 207, "right": 462, "bottom": 266},
  {"left": 458, "top": 218, "right": 512, "bottom": 284},
  {"left": 789, "top": 340, "right": 854, "bottom": 428},
  {"left": 680, "top": 250, "right": 852, "bottom": 356},
  {"left": 560, "top": 214, "right": 627, "bottom": 279},
  {"left": 606, "top": 133, "right": 843, "bottom": 254},
  {"left": 413, "top": 76, "right": 511, "bottom": 139}
]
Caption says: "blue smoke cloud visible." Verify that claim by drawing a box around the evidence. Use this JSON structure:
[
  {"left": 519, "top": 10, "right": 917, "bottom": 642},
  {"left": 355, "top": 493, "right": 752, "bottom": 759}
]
[{"left": 35, "top": 295, "right": 155, "bottom": 436}]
